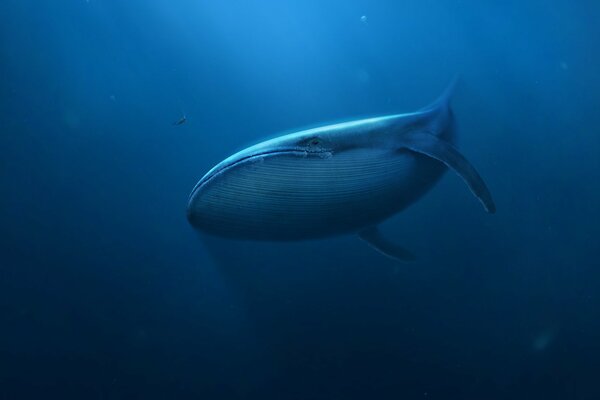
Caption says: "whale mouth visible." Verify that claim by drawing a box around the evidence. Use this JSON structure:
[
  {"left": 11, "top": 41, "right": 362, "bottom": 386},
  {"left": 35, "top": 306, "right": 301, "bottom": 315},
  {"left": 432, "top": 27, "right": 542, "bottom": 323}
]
[{"left": 188, "top": 148, "right": 308, "bottom": 200}]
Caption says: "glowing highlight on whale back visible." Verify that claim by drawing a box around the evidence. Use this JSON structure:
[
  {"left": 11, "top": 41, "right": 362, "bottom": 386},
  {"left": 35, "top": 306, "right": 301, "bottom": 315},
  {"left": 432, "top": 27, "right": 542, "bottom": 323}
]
[{"left": 189, "top": 113, "right": 425, "bottom": 196}]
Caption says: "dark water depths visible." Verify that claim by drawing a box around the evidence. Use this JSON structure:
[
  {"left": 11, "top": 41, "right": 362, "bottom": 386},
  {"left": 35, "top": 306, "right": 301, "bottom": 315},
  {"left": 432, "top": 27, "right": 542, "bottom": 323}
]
[{"left": 1, "top": 1, "right": 599, "bottom": 399}]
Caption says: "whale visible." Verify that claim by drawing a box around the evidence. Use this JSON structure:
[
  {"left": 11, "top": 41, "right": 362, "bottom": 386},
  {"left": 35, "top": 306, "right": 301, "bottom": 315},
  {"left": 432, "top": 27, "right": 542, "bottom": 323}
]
[{"left": 187, "top": 80, "right": 495, "bottom": 261}]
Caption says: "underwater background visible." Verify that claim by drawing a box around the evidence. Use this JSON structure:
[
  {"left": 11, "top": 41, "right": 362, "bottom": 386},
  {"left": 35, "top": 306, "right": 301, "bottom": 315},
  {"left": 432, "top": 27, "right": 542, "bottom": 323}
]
[{"left": 1, "top": 0, "right": 600, "bottom": 399}]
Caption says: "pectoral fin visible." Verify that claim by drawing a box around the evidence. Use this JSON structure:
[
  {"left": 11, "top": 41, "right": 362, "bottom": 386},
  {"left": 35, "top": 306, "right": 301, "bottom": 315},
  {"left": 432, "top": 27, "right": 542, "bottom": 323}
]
[
  {"left": 400, "top": 132, "right": 496, "bottom": 213},
  {"left": 359, "top": 226, "right": 416, "bottom": 262}
]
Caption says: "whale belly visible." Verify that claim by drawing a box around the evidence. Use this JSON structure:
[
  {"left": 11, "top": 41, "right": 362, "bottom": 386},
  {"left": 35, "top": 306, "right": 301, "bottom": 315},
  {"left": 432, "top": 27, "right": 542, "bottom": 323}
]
[{"left": 187, "top": 148, "right": 444, "bottom": 240}]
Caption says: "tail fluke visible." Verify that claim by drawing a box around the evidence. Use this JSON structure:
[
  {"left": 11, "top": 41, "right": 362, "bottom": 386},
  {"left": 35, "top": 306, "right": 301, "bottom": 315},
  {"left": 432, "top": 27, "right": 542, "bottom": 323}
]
[{"left": 421, "top": 75, "right": 459, "bottom": 112}]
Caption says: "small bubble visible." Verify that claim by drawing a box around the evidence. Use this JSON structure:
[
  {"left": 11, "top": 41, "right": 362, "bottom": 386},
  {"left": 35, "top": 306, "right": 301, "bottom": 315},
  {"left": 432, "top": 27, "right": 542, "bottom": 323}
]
[
  {"left": 64, "top": 109, "right": 81, "bottom": 129},
  {"left": 355, "top": 68, "right": 370, "bottom": 84},
  {"left": 360, "top": 15, "right": 368, "bottom": 24}
]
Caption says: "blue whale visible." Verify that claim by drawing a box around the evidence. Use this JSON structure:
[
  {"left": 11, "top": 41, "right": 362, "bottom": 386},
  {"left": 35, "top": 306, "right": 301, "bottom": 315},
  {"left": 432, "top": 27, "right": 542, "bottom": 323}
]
[{"left": 187, "top": 80, "right": 495, "bottom": 261}]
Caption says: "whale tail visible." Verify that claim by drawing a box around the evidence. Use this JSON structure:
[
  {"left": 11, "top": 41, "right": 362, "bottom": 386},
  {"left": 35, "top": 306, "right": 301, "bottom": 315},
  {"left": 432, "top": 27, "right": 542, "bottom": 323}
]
[
  {"left": 421, "top": 75, "right": 459, "bottom": 113},
  {"left": 415, "top": 76, "right": 459, "bottom": 141}
]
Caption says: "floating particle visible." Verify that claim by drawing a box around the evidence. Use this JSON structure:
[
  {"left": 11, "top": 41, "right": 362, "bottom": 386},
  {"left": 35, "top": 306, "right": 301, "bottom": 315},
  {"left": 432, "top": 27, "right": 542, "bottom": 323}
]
[
  {"left": 355, "top": 68, "right": 370, "bottom": 84},
  {"left": 533, "top": 329, "right": 555, "bottom": 351}
]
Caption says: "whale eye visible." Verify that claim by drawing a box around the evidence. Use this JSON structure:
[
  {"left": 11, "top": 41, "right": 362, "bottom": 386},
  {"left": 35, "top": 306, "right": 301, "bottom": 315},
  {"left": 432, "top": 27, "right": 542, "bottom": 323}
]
[{"left": 302, "top": 136, "right": 326, "bottom": 152}]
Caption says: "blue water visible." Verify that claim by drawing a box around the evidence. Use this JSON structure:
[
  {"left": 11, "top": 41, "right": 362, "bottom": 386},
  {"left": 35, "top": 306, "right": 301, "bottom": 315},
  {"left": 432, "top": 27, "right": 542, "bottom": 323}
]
[{"left": 1, "top": 1, "right": 599, "bottom": 399}]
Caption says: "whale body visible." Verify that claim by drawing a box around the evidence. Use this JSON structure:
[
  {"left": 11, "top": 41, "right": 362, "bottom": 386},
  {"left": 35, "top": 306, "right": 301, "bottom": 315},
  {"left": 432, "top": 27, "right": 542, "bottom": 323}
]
[{"left": 187, "top": 81, "right": 495, "bottom": 261}]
